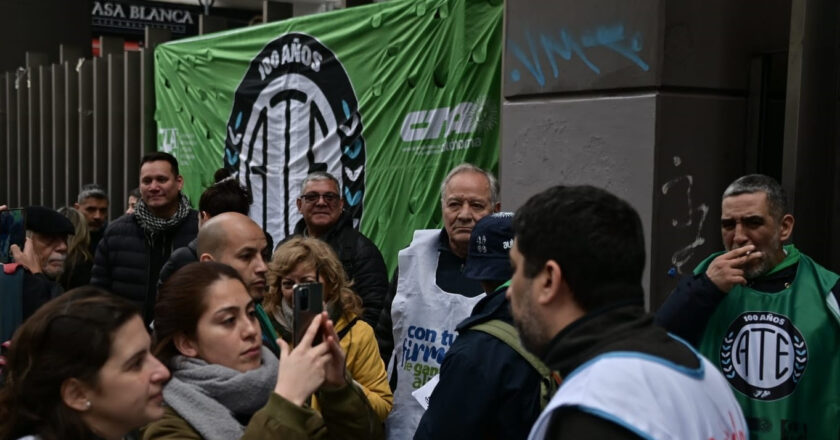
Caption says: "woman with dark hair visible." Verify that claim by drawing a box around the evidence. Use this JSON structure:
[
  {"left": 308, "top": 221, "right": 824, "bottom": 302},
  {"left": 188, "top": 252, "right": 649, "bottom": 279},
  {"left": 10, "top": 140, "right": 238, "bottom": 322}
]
[
  {"left": 0, "top": 287, "right": 170, "bottom": 440},
  {"left": 56, "top": 207, "right": 94, "bottom": 290},
  {"left": 266, "top": 237, "right": 392, "bottom": 421},
  {"left": 144, "top": 261, "right": 381, "bottom": 440}
]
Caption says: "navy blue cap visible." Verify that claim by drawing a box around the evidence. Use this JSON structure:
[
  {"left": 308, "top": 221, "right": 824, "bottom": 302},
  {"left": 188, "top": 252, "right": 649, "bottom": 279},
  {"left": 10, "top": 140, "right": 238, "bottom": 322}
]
[
  {"left": 464, "top": 212, "right": 514, "bottom": 281},
  {"left": 25, "top": 206, "right": 75, "bottom": 236}
]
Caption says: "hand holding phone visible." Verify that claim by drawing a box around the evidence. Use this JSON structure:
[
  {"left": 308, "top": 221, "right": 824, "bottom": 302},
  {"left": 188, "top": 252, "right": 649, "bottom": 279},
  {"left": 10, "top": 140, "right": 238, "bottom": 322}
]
[
  {"left": 0, "top": 208, "right": 26, "bottom": 264},
  {"left": 320, "top": 315, "right": 347, "bottom": 388},
  {"left": 293, "top": 282, "right": 324, "bottom": 346}
]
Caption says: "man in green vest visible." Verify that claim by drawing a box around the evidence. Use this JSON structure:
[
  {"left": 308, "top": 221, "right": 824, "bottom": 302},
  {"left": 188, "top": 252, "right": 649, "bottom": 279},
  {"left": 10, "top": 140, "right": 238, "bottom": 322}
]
[{"left": 657, "top": 174, "right": 840, "bottom": 439}]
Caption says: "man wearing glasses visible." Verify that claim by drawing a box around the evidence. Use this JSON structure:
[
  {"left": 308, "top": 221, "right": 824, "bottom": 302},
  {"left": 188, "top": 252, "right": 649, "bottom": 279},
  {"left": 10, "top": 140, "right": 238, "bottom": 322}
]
[{"left": 287, "top": 171, "right": 388, "bottom": 327}]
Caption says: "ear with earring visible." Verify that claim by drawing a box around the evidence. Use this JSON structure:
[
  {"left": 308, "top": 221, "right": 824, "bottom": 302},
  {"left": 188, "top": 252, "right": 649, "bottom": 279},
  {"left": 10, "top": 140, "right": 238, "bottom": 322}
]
[{"left": 85, "top": 400, "right": 91, "bottom": 410}]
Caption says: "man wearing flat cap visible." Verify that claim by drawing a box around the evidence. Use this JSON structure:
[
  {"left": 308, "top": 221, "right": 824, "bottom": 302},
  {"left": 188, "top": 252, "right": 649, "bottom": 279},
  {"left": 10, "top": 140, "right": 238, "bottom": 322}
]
[{"left": 8, "top": 206, "right": 74, "bottom": 320}]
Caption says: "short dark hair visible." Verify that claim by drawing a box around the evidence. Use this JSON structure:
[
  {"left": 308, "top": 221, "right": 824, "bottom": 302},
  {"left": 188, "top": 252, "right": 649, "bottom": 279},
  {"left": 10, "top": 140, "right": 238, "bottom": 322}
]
[
  {"left": 128, "top": 187, "right": 141, "bottom": 199},
  {"left": 0, "top": 287, "right": 139, "bottom": 440},
  {"left": 722, "top": 174, "right": 788, "bottom": 220},
  {"left": 198, "top": 170, "right": 252, "bottom": 217},
  {"left": 77, "top": 183, "right": 108, "bottom": 204},
  {"left": 153, "top": 262, "right": 247, "bottom": 367},
  {"left": 513, "top": 185, "right": 645, "bottom": 311},
  {"left": 140, "top": 151, "right": 179, "bottom": 176}
]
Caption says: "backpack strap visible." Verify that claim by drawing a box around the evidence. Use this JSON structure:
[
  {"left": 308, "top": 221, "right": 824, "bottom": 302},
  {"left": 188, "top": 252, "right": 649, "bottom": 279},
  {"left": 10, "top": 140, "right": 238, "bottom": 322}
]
[
  {"left": 471, "top": 319, "right": 559, "bottom": 408},
  {"left": 337, "top": 317, "right": 360, "bottom": 340},
  {"left": 471, "top": 320, "right": 550, "bottom": 376}
]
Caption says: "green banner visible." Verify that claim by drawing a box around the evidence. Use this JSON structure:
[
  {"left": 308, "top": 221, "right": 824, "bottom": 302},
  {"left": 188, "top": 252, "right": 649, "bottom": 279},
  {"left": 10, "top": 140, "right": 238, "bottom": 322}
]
[{"left": 154, "top": 0, "right": 502, "bottom": 272}]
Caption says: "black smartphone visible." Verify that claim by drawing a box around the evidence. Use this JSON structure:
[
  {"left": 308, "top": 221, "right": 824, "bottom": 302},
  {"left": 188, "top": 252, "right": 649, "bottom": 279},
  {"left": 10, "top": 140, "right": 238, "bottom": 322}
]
[
  {"left": 293, "top": 282, "right": 324, "bottom": 346},
  {"left": 0, "top": 208, "right": 26, "bottom": 264}
]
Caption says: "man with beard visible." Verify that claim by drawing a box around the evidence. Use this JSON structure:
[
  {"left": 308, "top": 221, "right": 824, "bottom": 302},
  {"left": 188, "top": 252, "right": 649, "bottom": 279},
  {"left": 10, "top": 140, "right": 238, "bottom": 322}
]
[
  {"left": 657, "top": 174, "right": 840, "bottom": 439},
  {"left": 91, "top": 152, "right": 198, "bottom": 325},
  {"left": 74, "top": 183, "right": 109, "bottom": 254},
  {"left": 508, "top": 185, "right": 746, "bottom": 439}
]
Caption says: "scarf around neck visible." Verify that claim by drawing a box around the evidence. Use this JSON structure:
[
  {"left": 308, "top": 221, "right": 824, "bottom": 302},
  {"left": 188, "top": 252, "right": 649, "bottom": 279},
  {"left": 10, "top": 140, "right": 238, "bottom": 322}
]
[
  {"left": 162, "top": 347, "right": 278, "bottom": 440},
  {"left": 134, "top": 194, "right": 191, "bottom": 235}
]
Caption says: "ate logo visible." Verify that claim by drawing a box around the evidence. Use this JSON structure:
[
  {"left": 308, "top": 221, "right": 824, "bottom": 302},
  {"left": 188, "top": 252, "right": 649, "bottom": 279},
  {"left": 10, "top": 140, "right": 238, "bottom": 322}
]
[
  {"left": 719, "top": 311, "right": 807, "bottom": 401},
  {"left": 225, "top": 33, "right": 366, "bottom": 243}
]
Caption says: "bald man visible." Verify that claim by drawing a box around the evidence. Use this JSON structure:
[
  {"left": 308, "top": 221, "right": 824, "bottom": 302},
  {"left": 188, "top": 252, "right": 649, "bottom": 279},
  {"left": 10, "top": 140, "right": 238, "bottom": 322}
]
[{"left": 197, "top": 212, "right": 268, "bottom": 300}]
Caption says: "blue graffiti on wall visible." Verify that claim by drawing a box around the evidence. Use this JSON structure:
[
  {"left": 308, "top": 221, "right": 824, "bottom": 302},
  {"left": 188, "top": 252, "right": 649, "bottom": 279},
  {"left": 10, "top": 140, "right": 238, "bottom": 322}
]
[{"left": 508, "top": 24, "right": 650, "bottom": 86}]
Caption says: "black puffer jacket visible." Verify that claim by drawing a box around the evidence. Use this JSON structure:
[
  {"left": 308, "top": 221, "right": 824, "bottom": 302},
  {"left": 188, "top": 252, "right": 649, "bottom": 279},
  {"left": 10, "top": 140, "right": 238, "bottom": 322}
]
[
  {"left": 91, "top": 211, "right": 198, "bottom": 323},
  {"left": 157, "top": 238, "right": 198, "bottom": 290},
  {"left": 287, "top": 211, "right": 388, "bottom": 326}
]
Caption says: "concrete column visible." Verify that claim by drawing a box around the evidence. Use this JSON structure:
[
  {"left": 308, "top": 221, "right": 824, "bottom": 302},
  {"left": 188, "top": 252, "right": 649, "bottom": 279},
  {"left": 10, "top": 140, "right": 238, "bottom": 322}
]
[{"left": 501, "top": 0, "right": 792, "bottom": 309}]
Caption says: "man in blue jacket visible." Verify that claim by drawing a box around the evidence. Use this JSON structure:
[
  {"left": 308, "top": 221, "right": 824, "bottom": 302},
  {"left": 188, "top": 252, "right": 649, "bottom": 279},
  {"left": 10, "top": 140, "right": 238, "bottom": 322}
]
[{"left": 414, "top": 212, "right": 543, "bottom": 440}]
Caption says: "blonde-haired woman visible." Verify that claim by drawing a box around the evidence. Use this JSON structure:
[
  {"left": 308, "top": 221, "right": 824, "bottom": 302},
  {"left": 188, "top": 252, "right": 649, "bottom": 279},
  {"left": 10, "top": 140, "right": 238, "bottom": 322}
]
[
  {"left": 267, "top": 237, "right": 393, "bottom": 421},
  {"left": 57, "top": 206, "right": 93, "bottom": 290}
]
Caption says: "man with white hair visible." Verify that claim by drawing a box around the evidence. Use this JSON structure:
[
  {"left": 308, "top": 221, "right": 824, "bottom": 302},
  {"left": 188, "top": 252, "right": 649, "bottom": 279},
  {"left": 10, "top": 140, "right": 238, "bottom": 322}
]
[
  {"left": 375, "top": 163, "right": 500, "bottom": 439},
  {"left": 3, "top": 206, "right": 73, "bottom": 325}
]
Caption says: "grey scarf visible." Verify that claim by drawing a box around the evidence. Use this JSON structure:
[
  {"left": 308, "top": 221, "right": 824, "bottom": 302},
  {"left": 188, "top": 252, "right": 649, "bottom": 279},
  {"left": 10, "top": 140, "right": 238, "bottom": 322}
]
[
  {"left": 133, "top": 194, "right": 191, "bottom": 235},
  {"left": 162, "top": 347, "right": 278, "bottom": 440}
]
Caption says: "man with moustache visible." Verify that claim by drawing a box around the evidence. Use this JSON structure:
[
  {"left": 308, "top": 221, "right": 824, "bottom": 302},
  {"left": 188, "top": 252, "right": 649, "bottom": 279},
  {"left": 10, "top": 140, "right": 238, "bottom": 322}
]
[
  {"left": 74, "top": 183, "right": 109, "bottom": 254},
  {"left": 375, "top": 163, "right": 500, "bottom": 439},
  {"left": 285, "top": 171, "right": 388, "bottom": 326},
  {"left": 6, "top": 206, "right": 74, "bottom": 320},
  {"left": 657, "top": 174, "right": 840, "bottom": 439},
  {"left": 508, "top": 185, "right": 746, "bottom": 439}
]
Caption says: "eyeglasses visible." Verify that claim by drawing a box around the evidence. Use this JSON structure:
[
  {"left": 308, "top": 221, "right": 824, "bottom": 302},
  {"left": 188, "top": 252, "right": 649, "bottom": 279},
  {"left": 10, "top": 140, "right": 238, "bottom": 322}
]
[
  {"left": 299, "top": 192, "right": 340, "bottom": 205},
  {"left": 280, "top": 277, "right": 318, "bottom": 290}
]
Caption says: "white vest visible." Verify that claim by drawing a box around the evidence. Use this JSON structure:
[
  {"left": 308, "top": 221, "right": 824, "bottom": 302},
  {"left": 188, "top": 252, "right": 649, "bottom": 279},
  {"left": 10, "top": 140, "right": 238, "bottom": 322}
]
[
  {"left": 528, "top": 347, "right": 748, "bottom": 440},
  {"left": 384, "top": 229, "right": 485, "bottom": 439}
]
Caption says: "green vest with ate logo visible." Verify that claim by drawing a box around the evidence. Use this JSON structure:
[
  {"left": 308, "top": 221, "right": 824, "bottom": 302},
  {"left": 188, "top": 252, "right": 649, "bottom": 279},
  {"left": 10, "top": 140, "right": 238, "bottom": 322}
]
[{"left": 697, "top": 245, "right": 840, "bottom": 439}]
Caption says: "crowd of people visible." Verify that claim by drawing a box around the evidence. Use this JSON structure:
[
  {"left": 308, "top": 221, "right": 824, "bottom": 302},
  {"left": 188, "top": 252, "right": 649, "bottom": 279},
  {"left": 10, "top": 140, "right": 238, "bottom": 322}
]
[{"left": 1, "top": 151, "right": 838, "bottom": 440}]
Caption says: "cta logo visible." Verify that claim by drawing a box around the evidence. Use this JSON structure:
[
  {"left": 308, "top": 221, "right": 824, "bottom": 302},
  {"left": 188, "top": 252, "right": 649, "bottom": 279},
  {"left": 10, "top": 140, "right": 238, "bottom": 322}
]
[
  {"left": 400, "top": 99, "right": 485, "bottom": 142},
  {"left": 719, "top": 312, "right": 807, "bottom": 401},
  {"left": 225, "top": 33, "right": 365, "bottom": 242}
]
